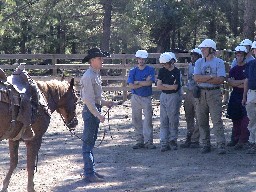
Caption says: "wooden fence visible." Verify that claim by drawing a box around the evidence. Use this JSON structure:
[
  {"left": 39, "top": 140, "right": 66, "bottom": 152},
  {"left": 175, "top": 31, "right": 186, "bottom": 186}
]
[{"left": 0, "top": 53, "right": 230, "bottom": 101}]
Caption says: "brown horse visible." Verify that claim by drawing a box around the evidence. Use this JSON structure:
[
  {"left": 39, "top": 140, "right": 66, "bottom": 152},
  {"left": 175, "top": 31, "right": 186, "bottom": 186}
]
[{"left": 0, "top": 78, "right": 78, "bottom": 192}]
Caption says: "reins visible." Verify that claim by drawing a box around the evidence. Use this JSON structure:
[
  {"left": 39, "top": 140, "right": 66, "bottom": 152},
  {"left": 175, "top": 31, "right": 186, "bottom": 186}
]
[{"left": 62, "top": 107, "right": 113, "bottom": 148}]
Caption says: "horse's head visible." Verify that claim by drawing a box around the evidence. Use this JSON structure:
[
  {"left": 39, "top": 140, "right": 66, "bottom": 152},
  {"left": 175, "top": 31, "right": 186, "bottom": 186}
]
[{"left": 56, "top": 78, "right": 78, "bottom": 129}]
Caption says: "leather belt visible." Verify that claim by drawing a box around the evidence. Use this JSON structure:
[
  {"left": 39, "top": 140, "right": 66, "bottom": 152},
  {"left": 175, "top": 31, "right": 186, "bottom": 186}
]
[{"left": 199, "top": 86, "right": 220, "bottom": 90}]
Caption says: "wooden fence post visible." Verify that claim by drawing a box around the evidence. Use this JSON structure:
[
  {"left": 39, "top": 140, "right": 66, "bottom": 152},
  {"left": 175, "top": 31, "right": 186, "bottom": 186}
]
[
  {"left": 121, "top": 58, "right": 127, "bottom": 101},
  {"left": 52, "top": 55, "right": 57, "bottom": 75}
]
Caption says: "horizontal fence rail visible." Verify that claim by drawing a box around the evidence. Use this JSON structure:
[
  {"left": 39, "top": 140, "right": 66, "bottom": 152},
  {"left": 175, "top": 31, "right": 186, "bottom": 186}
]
[{"left": 0, "top": 53, "right": 231, "bottom": 101}]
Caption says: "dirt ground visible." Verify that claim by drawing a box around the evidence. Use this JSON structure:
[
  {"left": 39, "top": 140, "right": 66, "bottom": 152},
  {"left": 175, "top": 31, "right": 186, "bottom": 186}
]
[{"left": 1, "top": 97, "right": 256, "bottom": 192}]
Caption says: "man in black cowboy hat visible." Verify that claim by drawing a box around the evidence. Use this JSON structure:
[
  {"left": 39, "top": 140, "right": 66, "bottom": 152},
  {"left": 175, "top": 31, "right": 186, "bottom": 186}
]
[{"left": 80, "top": 47, "right": 115, "bottom": 182}]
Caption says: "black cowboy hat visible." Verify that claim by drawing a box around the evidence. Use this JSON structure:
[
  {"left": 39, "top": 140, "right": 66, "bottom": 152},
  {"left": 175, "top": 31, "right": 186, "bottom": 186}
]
[{"left": 82, "top": 48, "right": 110, "bottom": 63}]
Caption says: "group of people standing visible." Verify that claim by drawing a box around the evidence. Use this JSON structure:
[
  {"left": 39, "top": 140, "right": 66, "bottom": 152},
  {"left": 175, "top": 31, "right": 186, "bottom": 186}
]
[
  {"left": 128, "top": 39, "right": 227, "bottom": 154},
  {"left": 79, "top": 37, "right": 256, "bottom": 183},
  {"left": 128, "top": 38, "right": 256, "bottom": 156}
]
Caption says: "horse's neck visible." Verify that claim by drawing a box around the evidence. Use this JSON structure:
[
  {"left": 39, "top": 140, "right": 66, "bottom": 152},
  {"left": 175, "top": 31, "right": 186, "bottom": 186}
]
[
  {"left": 37, "top": 83, "right": 60, "bottom": 113},
  {"left": 45, "top": 90, "right": 60, "bottom": 113}
]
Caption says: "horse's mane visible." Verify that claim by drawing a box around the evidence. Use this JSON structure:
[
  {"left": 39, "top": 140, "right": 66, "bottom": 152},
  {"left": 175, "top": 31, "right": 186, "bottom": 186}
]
[{"left": 36, "top": 80, "right": 70, "bottom": 100}]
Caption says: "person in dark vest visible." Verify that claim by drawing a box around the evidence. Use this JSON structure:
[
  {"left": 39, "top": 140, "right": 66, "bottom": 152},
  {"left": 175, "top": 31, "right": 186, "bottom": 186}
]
[{"left": 180, "top": 48, "right": 202, "bottom": 148}]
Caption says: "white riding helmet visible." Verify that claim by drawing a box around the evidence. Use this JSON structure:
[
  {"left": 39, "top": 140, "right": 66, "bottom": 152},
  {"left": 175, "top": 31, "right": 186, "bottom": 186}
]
[
  {"left": 239, "top": 39, "right": 252, "bottom": 46},
  {"left": 235, "top": 45, "right": 248, "bottom": 53},
  {"left": 159, "top": 53, "right": 173, "bottom": 63},
  {"left": 198, "top": 39, "right": 217, "bottom": 50},
  {"left": 251, "top": 41, "right": 256, "bottom": 49},
  {"left": 165, "top": 52, "right": 177, "bottom": 62},
  {"left": 191, "top": 48, "right": 202, "bottom": 56},
  {"left": 135, "top": 50, "right": 148, "bottom": 58}
]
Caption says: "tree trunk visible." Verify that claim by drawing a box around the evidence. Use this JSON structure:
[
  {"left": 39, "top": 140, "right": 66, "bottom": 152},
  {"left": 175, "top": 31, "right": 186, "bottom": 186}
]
[
  {"left": 20, "top": 20, "right": 27, "bottom": 54},
  {"left": 56, "top": 15, "right": 66, "bottom": 54},
  {"left": 231, "top": 0, "right": 239, "bottom": 37},
  {"left": 101, "top": 0, "right": 112, "bottom": 52},
  {"left": 243, "top": 0, "right": 255, "bottom": 39}
]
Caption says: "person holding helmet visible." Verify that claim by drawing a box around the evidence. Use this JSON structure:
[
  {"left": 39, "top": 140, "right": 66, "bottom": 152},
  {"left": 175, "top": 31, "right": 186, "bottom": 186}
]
[
  {"left": 242, "top": 41, "right": 256, "bottom": 154},
  {"left": 193, "top": 39, "right": 226, "bottom": 154},
  {"left": 127, "top": 50, "right": 156, "bottom": 149},
  {"left": 231, "top": 39, "right": 254, "bottom": 68},
  {"left": 226, "top": 45, "right": 249, "bottom": 149},
  {"left": 180, "top": 48, "right": 202, "bottom": 148},
  {"left": 157, "top": 52, "right": 182, "bottom": 152}
]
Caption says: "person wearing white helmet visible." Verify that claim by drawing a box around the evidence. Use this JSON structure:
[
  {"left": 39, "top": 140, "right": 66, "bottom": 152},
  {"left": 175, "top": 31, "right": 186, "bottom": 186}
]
[
  {"left": 231, "top": 39, "right": 254, "bottom": 68},
  {"left": 226, "top": 45, "right": 249, "bottom": 150},
  {"left": 127, "top": 50, "right": 156, "bottom": 149},
  {"left": 193, "top": 38, "right": 226, "bottom": 154},
  {"left": 242, "top": 41, "right": 256, "bottom": 154},
  {"left": 180, "top": 48, "right": 202, "bottom": 148},
  {"left": 165, "top": 52, "right": 177, "bottom": 62},
  {"left": 157, "top": 52, "right": 182, "bottom": 152}
]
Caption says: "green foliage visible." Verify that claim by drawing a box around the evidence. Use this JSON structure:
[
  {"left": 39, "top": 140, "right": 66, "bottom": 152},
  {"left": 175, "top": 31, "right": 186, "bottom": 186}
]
[{"left": 0, "top": 0, "right": 251, "bottom": 55}]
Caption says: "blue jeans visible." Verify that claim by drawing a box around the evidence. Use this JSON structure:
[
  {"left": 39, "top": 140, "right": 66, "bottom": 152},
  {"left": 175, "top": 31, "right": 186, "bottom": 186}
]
[{"left": 82, "top": 104, "right": 101, "bottom": 176}]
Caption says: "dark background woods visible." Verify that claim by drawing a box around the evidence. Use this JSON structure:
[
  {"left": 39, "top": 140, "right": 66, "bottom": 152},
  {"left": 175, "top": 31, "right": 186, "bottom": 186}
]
[{"left": 0, "top": 0, "right": 256, "bottom": 56}]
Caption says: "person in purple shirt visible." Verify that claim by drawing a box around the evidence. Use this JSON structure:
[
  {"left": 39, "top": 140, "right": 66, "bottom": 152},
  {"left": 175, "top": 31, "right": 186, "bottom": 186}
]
[
  {"left": 226, "top": 46, "right": 249, "bottom": 149},
  {"left": 231, "top": 39, "right": 255, "bottom": 68}
]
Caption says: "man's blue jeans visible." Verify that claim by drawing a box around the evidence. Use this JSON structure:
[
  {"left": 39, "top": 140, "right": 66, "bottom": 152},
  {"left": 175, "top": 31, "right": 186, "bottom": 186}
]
[{"left": 82, "top": 104, "right": 101, "bottom": 176}]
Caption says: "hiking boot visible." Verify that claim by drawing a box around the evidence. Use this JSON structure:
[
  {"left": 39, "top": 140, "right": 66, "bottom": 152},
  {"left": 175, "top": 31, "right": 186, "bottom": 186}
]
[
  {"left": 169, "top": 140, "right": 178, "bottom": 150},
  {"left": 95, "top": 172, "right": 105, "bottom": 179},
  {"left": 234, "top": 142, "right": 244, "bottom": 150},
  {"left": 201, "top": 146, "right": 211, "bottom": 154},
  {"left": 247, "top": 144, "right": 256, "bottom": 154},
  {"left": 132, "top": 142, "right": 144, "bottom": 149},
  {"left": 243, "top": 142, "right": 254, "bottom": 150},
  {"left": 217, "top": 144, "right": 226, "bottom": 154},
  {"left": 82, "top": 174, "right": 104, "bottom": 183},
  {"left": 160, "top": 145, "right": 170, "bottom": 152},
  {"left": 226, "top": 140, "right": 238, "bottom": 147},
  {"left": 144, "top": 142, "right": 156, "bottom": 149},
  {"left": 180, "top": 140, "right": 191, "bottom": 148},
  {"left": 180, "top": 135, "right": 191, "bottom": 148},
  {"left": 189, "top": 142, "right": 200, "bottom": 148}
]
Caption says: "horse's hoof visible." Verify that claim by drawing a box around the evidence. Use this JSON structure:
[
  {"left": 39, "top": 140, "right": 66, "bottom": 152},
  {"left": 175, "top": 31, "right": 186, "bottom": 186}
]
[{"left": 0, "top": 189, "right": 8, "bottom": 192}]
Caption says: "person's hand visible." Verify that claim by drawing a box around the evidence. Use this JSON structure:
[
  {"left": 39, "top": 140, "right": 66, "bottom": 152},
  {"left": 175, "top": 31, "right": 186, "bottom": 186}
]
[
  {"left": 97, "top": 114, "right": 105, "bottom": 123},
  {"left": 146, "top": 75, "right": 151, "bottom": 81},
  {"left": 242, "top": 98, "right": 247, "bottom": 106}
]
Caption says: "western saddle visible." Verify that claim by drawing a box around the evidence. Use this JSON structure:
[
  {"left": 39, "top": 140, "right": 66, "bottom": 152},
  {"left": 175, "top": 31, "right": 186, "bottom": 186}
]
[{"left": 0, "top": 67, "right": 43, "bottom": 141}]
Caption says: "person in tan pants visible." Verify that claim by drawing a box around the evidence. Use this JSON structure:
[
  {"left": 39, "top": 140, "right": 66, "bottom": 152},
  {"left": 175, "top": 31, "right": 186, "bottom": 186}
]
[{"left": 180, "top": 48, "right": 202, "bottom": 148}]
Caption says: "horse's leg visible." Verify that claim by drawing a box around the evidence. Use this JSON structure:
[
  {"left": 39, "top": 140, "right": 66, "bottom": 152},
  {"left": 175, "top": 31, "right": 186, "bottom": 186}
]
[
  {"left": 25, "top": 138, "right": 42, "bottom": 192},
  {"left": 1, "top": 140, "right": 20, "bottom": 192}
]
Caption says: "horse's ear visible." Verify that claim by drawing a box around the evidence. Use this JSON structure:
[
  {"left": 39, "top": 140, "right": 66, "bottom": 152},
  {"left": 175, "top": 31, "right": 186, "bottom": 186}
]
[
  {"left": 69, "top": 78, "right": 75, "bottom": 88},
  {"left": 61, "top": 74, "right": 65, "bottom": 81}
]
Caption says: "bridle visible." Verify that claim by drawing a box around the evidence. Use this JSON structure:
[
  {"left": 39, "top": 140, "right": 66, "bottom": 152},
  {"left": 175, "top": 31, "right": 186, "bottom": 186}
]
[
  {"left": 65, "top": 107, "right": 112, "bottom": 148},
  {"left": 46, "top": 87, "right": 78, "bottom": 129}
]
